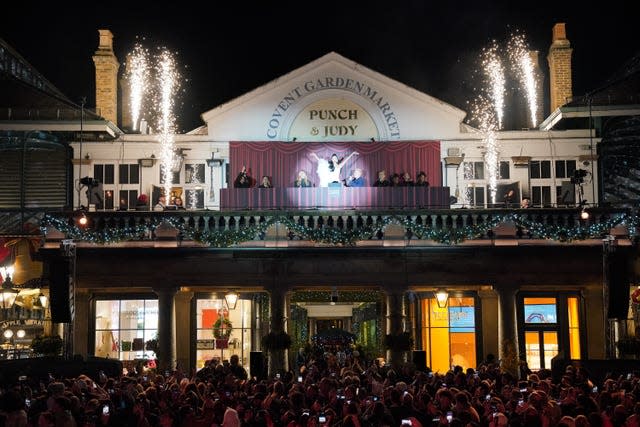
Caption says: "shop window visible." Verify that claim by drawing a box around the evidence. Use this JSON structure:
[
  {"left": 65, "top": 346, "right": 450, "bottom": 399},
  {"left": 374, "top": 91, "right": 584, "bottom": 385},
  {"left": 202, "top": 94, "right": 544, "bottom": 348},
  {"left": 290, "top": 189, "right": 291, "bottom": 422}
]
[
  {"left": 521, "top": 295, "right": 582, "bottom": 370},
  {"left": 420, "top": 296, "right": 477, "bottom": 373},
  {"left": 94, "top": 299, "right": 158, "bottom": 361},
  {"left": 195, "top": 298, "right": 252, "bottom": 373}
]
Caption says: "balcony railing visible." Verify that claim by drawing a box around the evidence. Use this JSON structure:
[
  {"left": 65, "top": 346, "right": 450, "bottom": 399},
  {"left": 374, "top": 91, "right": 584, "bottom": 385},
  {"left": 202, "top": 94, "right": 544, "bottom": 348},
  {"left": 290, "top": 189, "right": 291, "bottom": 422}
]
[{"left": 6, "top": 206, "right": 629, "bottom": 248}]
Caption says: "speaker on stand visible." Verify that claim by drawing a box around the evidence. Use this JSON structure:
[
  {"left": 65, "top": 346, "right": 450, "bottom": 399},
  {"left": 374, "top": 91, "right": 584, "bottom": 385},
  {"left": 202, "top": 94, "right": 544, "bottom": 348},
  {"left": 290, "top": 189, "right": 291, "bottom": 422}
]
[
  {"left": 250, "top": 351, "right": 265, "bottom": 380},
  {"left": 412, "top": 350, "right": 427, "bottom": 372}
]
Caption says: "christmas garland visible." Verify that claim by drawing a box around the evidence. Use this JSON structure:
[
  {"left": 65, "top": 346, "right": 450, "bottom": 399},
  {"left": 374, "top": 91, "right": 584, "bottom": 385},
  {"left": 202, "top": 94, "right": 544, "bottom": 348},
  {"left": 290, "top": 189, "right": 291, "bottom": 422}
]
[
  {"left": 40, "top": 211, "right": 639, "bottom": 247},
  {"left": 213, "top": 317, "right": 233, "bottom": 340}
]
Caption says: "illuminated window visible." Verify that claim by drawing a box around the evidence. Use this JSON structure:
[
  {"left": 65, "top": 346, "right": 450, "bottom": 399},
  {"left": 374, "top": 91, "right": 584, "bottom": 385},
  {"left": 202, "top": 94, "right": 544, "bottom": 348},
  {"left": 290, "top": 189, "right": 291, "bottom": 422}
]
[
  {"left": 195, "top": 297, "right": 252, "bottom": 374},
  {"left": 521, "top": 295, "right": 581, "bottom": 370},
  {"left": 94, "top": 298, "right": 158, "bottom": 361},
  {"left": 421, "top": 296, "right": 477, "bottom": 373},
  {"left": 567, "top": 297, "right": 581, "bottom": 359}
]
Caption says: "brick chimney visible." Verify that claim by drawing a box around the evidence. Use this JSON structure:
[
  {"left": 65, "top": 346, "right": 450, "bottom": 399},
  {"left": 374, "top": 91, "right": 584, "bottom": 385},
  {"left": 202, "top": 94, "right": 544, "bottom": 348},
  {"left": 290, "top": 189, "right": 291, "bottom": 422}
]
[
  {"left": 92, "top": 29, "right": 119, "bottom": 124},
  {"left": 547, "top": 23, "right": 573, "bottom": 111}
]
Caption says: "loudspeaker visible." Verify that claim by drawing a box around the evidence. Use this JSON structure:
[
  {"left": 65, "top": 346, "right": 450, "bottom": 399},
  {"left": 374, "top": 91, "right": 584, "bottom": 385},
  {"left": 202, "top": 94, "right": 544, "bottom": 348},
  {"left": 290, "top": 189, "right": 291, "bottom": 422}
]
[
  {"left": 250, "top": 351, "right": 265, "bottom": 380},
  {"left": 49, "top": 260, "right": 71, "bottom": 323},
  {"left": 608, "top": 254, "right": 630, "bottom": 319},
  {"left": 559, "top": 182, "right": 575, "bottom": 205},
  {"left": 412, "top": 350, "right": 427, "bottom": 372}
]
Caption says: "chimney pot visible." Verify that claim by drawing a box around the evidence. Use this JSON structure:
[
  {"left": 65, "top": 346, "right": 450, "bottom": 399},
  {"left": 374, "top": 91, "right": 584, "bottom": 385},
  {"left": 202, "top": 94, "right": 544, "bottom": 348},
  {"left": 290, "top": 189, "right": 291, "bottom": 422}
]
[{"left": 552, "top": 23, "right": 567, "bottom": 43}]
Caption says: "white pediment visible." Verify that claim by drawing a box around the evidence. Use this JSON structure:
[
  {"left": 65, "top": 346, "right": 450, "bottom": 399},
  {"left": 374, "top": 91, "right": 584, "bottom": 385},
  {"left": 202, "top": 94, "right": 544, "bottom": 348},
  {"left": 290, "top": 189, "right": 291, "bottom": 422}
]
[{"left": 201, "top": 51, "right": 466, "bottom": 141}]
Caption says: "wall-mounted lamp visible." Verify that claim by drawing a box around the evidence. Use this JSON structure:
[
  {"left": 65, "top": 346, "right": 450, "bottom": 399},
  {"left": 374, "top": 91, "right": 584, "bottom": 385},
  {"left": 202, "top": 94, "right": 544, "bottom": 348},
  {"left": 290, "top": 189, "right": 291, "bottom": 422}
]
[
  {"left": 224, "top": 291, "right": 238, "bottom": 310},
  {"left": 580, "top": 209, "right": 590, "bottom": 220},
  {"left": 139, "top": 154, "right": 156, "bottom": 168},
  {"left": 34, "top": 292, "right": 48, "bottom": 309},
  {"left": 435, "top": 289, "right": 449, "bottom": 308}
]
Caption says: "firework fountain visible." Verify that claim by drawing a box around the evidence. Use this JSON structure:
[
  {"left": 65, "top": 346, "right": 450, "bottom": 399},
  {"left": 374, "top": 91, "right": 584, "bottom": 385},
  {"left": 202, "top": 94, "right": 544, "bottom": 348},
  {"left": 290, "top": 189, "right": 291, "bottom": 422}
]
[
  {"left": 155, "top": 49, "right": 181, "bottom": 201},
  {"left": 469, "top": 42, "right": 505, "bottom": 205},
  {"left": 124, "top": 43, "right": 149, "bottom": 132},
  {"left": 508, "top": 33, "right": 539, "bottom": 128}
]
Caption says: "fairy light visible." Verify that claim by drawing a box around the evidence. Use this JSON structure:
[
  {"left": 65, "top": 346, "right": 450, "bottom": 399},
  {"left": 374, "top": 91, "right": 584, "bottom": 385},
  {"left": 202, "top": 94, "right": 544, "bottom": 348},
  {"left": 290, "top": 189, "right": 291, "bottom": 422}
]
[
  {"left": 125, "top": 43, "right": 149, "bottom": 131},
  {"left": 508, "top": 33, "right": 539, "bottom": 128}
]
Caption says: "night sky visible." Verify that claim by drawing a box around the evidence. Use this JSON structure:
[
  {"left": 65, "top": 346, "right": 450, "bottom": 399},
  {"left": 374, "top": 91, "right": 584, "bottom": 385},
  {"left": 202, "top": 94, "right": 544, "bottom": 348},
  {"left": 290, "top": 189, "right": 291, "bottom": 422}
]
[{"left": 3, "top": 1, "right": 637, "bottom": 133}]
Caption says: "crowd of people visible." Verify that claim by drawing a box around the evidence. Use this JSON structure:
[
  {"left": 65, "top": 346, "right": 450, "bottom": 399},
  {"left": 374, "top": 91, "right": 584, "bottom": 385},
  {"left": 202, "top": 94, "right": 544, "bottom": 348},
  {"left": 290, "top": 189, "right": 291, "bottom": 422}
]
[
  {"left": 234, "top": 165, "right": 430, "bottom": 190},
  {"left": 2, "top": 348, "right": 638, "bottom": 427}
]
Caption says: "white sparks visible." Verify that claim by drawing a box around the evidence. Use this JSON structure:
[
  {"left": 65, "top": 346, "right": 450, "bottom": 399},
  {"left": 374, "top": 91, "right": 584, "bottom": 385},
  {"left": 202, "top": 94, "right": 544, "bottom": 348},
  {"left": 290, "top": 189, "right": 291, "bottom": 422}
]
[
  {"left": 481, "top": 43, "right": 506, "bottom": 130},
  {"left": 125, "top": 44, "right": 149, "bottom": 131},
  {"left": 508, "top": 33, "right": 539, "bottom": 128},
  {"left": 155, "top": 49, "right": 181, "bottom": 199}
]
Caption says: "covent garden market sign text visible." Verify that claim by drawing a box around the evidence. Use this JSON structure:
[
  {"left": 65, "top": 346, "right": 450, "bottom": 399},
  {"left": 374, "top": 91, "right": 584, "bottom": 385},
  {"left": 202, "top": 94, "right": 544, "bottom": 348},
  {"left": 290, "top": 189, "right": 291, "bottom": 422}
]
[{"left": 266, "top": 76, "right": 401, "bottom": 139}]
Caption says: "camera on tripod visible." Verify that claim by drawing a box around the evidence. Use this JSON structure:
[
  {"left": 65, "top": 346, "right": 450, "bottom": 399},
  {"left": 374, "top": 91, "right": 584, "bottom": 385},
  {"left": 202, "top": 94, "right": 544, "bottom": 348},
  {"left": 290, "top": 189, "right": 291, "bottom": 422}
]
[
  {"left": 79, "top": 176, "right": 100, "bottom": 187},
  {"left": 570, "top": 169, "right": 587, "bottom": 185}
]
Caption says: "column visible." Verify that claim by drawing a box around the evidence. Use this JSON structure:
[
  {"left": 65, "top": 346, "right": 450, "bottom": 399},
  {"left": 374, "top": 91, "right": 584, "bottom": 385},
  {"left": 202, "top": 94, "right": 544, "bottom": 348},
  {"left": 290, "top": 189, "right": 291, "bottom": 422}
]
[
  {"left": 478, "top": 288, "right": 499, "bottom": 362},
  {"left": 174, "top": 291, "right": 193, "bottom": 372},
  {"left": 154, "top": 287, "right": 177, "bottom": 371},
  {"left": 267, "top": 287, "right": 288, "bottom": 376},
  {"left": 73, "top": 291, "right": 90, "bottom": 358},
  {"left": 385, "top": 290, "right": 407, "bottom": 367},
  {"left": 497, "top": 285, "right": 519, "bottom": 378}
]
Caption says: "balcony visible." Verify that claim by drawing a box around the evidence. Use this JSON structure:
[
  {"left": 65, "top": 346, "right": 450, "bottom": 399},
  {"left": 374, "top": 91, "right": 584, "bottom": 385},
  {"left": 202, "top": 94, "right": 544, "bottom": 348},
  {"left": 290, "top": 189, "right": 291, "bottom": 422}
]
[{"left": 0, "top": 206, "right": 624, "bottom": 249}]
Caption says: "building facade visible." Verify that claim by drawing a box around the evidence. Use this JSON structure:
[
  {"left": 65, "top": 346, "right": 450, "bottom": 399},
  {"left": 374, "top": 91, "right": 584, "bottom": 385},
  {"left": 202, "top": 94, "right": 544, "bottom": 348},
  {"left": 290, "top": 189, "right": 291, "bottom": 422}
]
[{"left": 2, "top": 25, "right": 639, "bottom": 377}]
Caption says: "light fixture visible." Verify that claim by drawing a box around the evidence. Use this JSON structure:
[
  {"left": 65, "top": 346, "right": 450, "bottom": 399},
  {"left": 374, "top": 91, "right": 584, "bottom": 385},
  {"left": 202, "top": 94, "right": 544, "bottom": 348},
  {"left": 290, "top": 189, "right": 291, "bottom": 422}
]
[
  {"left": 435, "top": 289, "right": 449, "bottom": 308},
  {"left": 39, "top": 293, "right": 48, "bottom": 308},
  {"left": 580, "top": 209, "right": 590, "bottom": 220},
  {"left": 3, "top": 329, "right": 13, "bottom": 339},
  {"left": 16, "top": 329, "right": 25, "bottom": 339},
  {"left": 78, "top": 213, "right": 88, "bottom": 226},
  {"left": 224, "top": 291, "right": 238, "bottom": 310}
]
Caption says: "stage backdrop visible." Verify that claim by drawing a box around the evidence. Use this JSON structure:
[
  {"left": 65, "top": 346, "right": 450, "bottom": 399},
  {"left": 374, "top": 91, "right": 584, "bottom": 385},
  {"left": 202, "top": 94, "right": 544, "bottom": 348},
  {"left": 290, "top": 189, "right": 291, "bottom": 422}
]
[{"left": 229, "top": 141, "right": 440, "bottom": 188}]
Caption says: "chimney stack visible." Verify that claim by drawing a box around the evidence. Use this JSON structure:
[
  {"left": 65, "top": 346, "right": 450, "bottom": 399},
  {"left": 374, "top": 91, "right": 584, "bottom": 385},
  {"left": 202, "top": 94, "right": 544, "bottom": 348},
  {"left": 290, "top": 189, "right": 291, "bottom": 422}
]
[
  {"left": 547, "top": 23, "right": 573, "bottom": 112},
  {"left": 92, "top": 29, "right": 119, "bottom": 124}
]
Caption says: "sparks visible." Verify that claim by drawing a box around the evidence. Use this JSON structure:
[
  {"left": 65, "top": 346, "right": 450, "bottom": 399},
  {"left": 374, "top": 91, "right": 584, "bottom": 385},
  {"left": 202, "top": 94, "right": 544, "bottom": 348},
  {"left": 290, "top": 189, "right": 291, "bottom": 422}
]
[
  {"left": 155, "top": 49, "right": 181, "bottom": 199},
  {"left": 508, "top": 33, "right": 539, "bottom": 128},
  {"left": 481, "top": 42, "right": 506, "bottom": 130},
  {"left": 124, "top": 44, "right": 149, "bottom": 131}
]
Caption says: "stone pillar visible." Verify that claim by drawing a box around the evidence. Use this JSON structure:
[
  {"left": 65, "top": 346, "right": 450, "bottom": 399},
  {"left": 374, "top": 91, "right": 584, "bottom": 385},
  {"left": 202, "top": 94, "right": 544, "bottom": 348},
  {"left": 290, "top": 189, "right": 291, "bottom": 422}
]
[
  {"left": 92, "top": 29, "right": 120, "bottom": 124},
  {"left": 583, "top": 285, "right": 606, "bottom": 359},
  {"left": 478, "top": 289, "right": 499, "bottom": 362},
  {"left": 547, "top": 23, "right": 573, "bottom": 112},
  {"left": 154, "top": 287, "right": 177, "bottom": 371},
  {"left": 175, "top": 291, "right": 193, "bottom": 372},
  {"left": 497, "top": 285, "right": 519, "bottom": 378},
  {"left": 268, "top": 288, "right": 288, "bottom": 376},
  {"left": 73, "top": 291, "right": 90, "bottom": 358},
  {"left": 385, "top": 290, "right": 407, "bottom": 367}
]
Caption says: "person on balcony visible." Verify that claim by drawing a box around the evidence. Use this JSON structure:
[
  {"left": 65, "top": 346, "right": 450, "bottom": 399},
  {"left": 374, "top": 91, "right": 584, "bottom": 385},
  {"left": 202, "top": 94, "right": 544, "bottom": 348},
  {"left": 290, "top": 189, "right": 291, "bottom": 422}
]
[
  {"left": 346, "top": 168, "right": 366, "bottom": 187},
  {"left": 373, "top": 170, "right": 390, "bottom": 187},
  {"left": 415, "top": 171, "right": 429, "bottom": 187},
  {"left": 258, "top": 176, "right": 273, "bottom": 188},
  {"left": 234, "top": 166, "right": 252, "bottom": 188},
  {"left": 311, "top": 151, "right": 358, "bottom": 187},
  {"left": 294, "top": 170, "right": 313, "bottom": 187}
]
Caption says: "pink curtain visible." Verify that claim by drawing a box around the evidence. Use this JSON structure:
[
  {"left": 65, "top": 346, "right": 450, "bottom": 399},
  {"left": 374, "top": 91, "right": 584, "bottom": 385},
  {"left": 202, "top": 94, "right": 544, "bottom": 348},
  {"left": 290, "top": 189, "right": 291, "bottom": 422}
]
[{"left": 230, "top": 141, "right": 441, "bottom": 187}]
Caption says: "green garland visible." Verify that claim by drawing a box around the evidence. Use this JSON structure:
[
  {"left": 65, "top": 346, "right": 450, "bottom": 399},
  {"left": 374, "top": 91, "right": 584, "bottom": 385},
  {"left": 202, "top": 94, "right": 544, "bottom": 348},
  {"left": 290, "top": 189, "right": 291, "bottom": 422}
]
[
  {"left": 213, "top": 317, "right": 233, "bottom": 340},
  {"left": 40, "top": 211, "right": 639, "bottom": 248}
]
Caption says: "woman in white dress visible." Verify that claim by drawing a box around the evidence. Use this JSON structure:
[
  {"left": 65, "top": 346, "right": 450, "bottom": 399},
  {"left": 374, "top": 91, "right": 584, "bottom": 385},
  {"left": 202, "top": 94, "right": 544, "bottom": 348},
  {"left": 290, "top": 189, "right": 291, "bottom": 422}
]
[{"left": 311, "top": 151, "right": 359, "bottom": 187}]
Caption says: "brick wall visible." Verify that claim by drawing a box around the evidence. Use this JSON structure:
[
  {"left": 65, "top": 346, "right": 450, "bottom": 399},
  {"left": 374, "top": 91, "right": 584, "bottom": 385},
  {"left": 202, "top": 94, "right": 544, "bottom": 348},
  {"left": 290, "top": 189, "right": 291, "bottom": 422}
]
[{"left": 547, "top": 23, "right": 573, "bottom": 112}]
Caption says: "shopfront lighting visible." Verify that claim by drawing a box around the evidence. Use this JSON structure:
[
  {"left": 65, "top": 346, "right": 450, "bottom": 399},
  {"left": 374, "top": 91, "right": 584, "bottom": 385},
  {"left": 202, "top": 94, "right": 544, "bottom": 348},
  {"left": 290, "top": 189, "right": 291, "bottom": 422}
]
[
  {"left": 3, "top": 329, "right": 13, "bottom": 340},
  {"left": 224, "top": 291, "right": 238, "bottom": 310},
  {"left": 1, "top": 273, "right": 19, "bottom": 309},
  {"left": 16, "top": 329, "right": 26, "bottom": 339},
  {"left": 38, "top": 293, "right": 48, "bottom": 309},
  {"left": 435, "top": 289, "right": 449, "bottom": 308}
]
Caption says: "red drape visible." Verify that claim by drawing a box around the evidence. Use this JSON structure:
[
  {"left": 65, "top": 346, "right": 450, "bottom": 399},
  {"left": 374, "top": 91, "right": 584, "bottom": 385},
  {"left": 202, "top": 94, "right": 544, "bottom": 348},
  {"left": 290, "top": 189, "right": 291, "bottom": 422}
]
[{"left": 229, "top": 141, "right": 440, "bottom": 188}]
